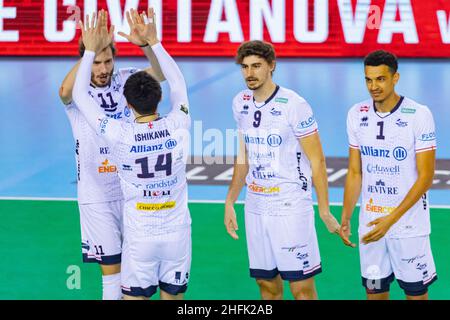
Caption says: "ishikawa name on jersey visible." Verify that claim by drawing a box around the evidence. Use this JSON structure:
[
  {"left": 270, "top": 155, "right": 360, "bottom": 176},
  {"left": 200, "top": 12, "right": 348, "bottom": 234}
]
[
  {"left": 73, "top": 44, "right": 191, "bottom": 238},
  {"left": 347, "top": 97, "right": 437, "bottom": 238},
  {"left": 65, "top": 68, "right": 137, "bottom": 204},
  {"left": 232, "top": 86, "right": 319, "bottom": 215}
]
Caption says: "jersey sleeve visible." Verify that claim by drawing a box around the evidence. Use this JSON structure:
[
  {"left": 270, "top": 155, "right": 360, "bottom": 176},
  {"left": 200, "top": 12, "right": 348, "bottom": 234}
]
[
  {"left": 287, "top": 96, "right": 318, "bottom": 139},
  {"left": 73, "top": 50, "right": 123, "bottom": 144},
  {"left": 231, "top": 94, "right": 242, "bottom": 130},
  {"left": 414, "top": 107, "right": 437, "bottom": 153},
  {"left": 347, "top": 107, "right": 359, "bottom": 149},
  {"left": 118, "top": 67, "right": 139, "bottom": 84},
  {"left": 152, "top": 43, "right": 191, "bottom": 130}
]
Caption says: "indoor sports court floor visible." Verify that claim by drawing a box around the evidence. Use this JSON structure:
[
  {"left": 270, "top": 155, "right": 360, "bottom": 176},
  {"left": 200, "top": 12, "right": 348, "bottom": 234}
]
[{"left": 0, "top": 57, "right": 449, "bottom": 299}]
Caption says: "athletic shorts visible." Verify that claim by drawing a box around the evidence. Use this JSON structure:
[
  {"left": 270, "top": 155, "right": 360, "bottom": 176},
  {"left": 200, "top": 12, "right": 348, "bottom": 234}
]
[
  {"left": 121, "top": 227, "right": 191, "bottom": 298},
  {"left": 360, "top": 235, "right": 437, "bottom": 296},
  {"left": 79, "top": 200, "right": 124, "bottom": 265},
  {"left": 245, "top": 209, "right": 322, "bottom": 281}
]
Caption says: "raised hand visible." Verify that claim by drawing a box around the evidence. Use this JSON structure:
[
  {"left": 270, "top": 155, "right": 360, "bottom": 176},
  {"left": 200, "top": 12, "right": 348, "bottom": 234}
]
[
  {"left": 118, "top": 7, "right": 159, "bottom": 46},
  {"left": 79, "top": 10, "right": 114, "bottom": 54}
]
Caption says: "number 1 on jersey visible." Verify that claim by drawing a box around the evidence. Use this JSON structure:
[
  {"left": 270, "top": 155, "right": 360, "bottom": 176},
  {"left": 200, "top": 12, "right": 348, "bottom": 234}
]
[{"left": 376, "top": 121, "right": 385, "bottom": 140}]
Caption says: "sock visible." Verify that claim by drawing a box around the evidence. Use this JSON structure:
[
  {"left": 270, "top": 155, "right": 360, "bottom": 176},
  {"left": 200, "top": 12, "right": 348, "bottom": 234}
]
[{"left": 102, "top": 273, "right": 122, "bottom": 300}]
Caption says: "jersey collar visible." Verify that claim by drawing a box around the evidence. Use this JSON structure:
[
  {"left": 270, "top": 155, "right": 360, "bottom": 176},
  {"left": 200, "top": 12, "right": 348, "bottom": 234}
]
[
  {"left": 372, "top": 95, "right": 404, "bottom": 118},
  {"left": 252, "top": 85, "right": 280, "bottom": 109}
]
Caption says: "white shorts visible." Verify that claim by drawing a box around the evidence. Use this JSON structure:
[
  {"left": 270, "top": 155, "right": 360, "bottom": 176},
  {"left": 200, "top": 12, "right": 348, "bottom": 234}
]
[
  {"left": 245, "top": 210, "right": 322, "bottom": 281},
  {"left": 121, "top": 227, "right": 191, "bottom": 298},
  {"left": 79, "top": 200, "right": 123, "bottom": 265},
  {"left": 360, "top": 235, "right": 437, "bottom": 296}
]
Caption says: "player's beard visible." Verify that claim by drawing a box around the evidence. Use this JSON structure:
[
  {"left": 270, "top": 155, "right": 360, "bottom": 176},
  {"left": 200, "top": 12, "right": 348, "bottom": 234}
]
[
  {"left": 91, "top": 69, "right": 114, "bottom": 87},
  {"left": 246, "top": 78, "right": 262, "bottom": 91}
]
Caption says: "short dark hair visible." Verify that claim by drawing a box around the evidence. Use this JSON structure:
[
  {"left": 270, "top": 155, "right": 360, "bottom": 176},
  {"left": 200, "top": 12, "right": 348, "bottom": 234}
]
[
  {"left": 236, "top": 40, "right": 276, "bottom": 65},
  {"left": 364, "top": 50, "right": 398, "bottom": 73},
  {"left": 123, "top": 71, "right": 162, "bottom": 115},
  {"left": 78, "top": 36, "right": 116, "bottom": 57}
]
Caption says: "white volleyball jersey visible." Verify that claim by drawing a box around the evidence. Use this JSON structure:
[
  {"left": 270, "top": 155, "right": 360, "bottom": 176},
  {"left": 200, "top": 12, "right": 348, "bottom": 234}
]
[
  {"left": 65, "top": 68, "right": 138, "bottom": 204},
  {"left": 347, "top": 96, "right": 437, "bottom": 238},
  {"left": 232, "top": 86, "right": 319, "bottom": 215},
  {"left": 73, "top": 45, "right": 191, "bottom": 238}
]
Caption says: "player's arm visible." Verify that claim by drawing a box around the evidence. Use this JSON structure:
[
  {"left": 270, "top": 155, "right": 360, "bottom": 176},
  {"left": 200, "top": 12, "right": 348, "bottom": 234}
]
[
  {"left": 362, "top": 150, "right": 435, "bottom": 244},
  {"left": 340, "top": 147, "right": 362, "bottom": 248},
  {"left": 73, "top": 13, "right": 121, "bottom": 143},
  {"left": 224, "top": 133, "right": 248, "bottom": 240},
  {"left": 59, "top": 60, "right": 81, "bottom": 105},
  {"left": 300, "top": 133, "right": 340, "bottom": 234},
  {"left": 117, "top": 8, "right": 165, "bottom": 82}
]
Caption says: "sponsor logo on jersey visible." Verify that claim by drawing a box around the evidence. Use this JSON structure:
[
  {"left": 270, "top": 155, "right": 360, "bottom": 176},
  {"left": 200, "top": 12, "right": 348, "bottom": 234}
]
[
  {"left": 421, "top": 193, "right": 427, "bottom": 210},
  {"left": 281, "top": 245, "right": 307, "bottom": 252},
  {"left": 180, "top": 104, "right": 189, "bottom": 115},
  {"left": 106, "top": 112, "right": 123, "bottom": 119},
  {"left": 134, "top": 129, "right": 171, "bottom": 142},
  {"left": 416, "top": 263, "right": 427, "bottom": 271},
  {"left": 360, "top": 146, "right": 407, "bottom": 161},
  {"left": 366, "top": 164, "right": 400, "bottom": 175},
  {"left": 244, "top": 134, "right": 265, "bottom": 145},
  {"left": 270, "top": 108, "right": 282, "bottom": 116},
  {"left": 136, "top": 201, "right": 176, "bottom": 211},
  {"left": 365, "top": 198, "right": 396, "bottom": 214},
  {"left": 243, "top": 133, "right": 283, "bottom": 147},
  {"left": 360, "top": 146, "right": 390, "bottom": 158},
  {"left": 393, "top": 147, "right": 408, "bottom": 161},
  {"left": 165, "top": 139, "right": 177, "bottom": 149},
  {"left": 248, "top": 151, "right": 276, "bottom": 161},
  {"left": 297, "top": 116, "right": 316, "bottom": 129},
  {"left": 367, "top": 180, "right": 399, "bottom": 195},
  {"left": 275, "top": 97, "right": 288, "bottom": 104},
  {"left": 267, "top": 134, "right": 282, "bottom": 147},
  {"left": 296, "top": 152, "right": 308, "bottom": 191},
  {"left": 395, "top": 119, "right": 408, "bottom": 127},
  {"left": 99, "top": 147, "right": 110, "bottom": 155},
  {"left": 243, "top": 94, "right": 251, "bottom": 101},
  {"left": 145, "top": 176, "right": 178, "bottom": 190},
  {"left": 130, "top": 144, "right": 164, "bottom": 153},
  {"left": 122, "top": 164, "right": 132, "bottom": 171},
  {"left": 124, "top": 106, "right": 131, "bottom": 117},
  {"left": 75, "top": 140, "right": 80, "bottom": 181},
  {"left": 360, "top": 116, "right": 369, "bottom": 127},
  {"left": 98, "top": 159, "right": 117, "bottom": 173},
  {"left": 296, "top": 253, "right": 309, "bottom": 260},
  {"left": 241, "top": 105, "right": 249, "bottom": 114},
  {"left": 248, "top": 181, "right": 280, "bottom": 195},
  {"left": 419, "top": 132, "right": 436, "bottom": 141},
  {"left": 401, "top": 107, "right": 416, "bottom": 114},
  {"left": 360, "top": 105, "right": 370, "bottom": 112},
  {"left": 99, "top": 118, "right": 109, "bottom": 134},
  {"left": 252, "top": 165, "right": 276, "bottom": 180},
  {"left": 401, "top": 254, "right": 425, "bottom": 264},
  {"left": 143, "top": 190, "right": 171, "bottom": 198}
]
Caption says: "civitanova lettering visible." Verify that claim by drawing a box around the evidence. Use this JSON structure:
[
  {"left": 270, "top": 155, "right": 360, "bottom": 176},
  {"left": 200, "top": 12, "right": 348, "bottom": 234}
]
[{"left": 39, "top": 1, "right": 424, "bottom": 44}]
